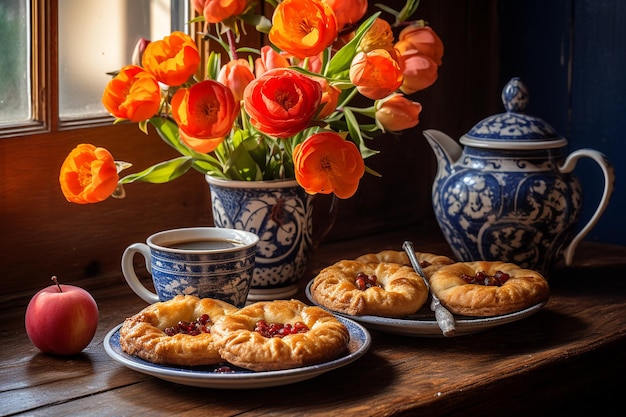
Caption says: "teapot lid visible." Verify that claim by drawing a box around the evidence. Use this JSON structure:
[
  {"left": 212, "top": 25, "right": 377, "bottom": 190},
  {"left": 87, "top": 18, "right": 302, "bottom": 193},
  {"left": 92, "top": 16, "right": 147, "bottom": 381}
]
[{"left": 460, "top": 77, "right": 568, "bottom": 150}]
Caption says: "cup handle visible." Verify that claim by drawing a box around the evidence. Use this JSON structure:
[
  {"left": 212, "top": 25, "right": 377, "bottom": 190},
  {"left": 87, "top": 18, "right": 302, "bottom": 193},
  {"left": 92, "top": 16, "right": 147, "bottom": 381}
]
[
  {"left": 559, "top": 149, "right": 615, "bottom": 265},
  {"left": 121, "top": 243, "right": 159, "bottom": 304}
]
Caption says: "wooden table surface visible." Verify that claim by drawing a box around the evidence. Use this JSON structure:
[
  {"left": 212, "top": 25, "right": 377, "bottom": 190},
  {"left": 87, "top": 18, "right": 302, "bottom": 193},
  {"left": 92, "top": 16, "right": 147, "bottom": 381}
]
[{"left": 2, "top": 226, "right": 625, "bottom": 417}]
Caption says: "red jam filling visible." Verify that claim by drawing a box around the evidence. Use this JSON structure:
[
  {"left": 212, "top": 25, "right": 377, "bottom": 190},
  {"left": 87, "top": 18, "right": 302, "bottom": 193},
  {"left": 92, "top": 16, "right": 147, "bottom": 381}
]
[
  {"left": 164, "top": 314, "right": 212, "bottom": 336},
  {"left": 460, "top": 270, "right": 510, "bottom": 286},
  {"left": 355, "top": 272, "right": 380, "bottom": 290},
  {"left": 254, "top": 320, "right": 309, "bottom": 338}
]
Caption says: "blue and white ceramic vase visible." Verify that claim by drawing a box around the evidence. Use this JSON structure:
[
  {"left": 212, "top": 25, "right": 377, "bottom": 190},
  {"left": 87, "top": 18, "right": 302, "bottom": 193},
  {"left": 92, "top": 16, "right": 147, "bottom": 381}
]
[
  {"left": 206, "top": 177, "right": 335, "bottom": 300},
  {"left": 424, "top": 78, "right": 615, "bottom": 276}
]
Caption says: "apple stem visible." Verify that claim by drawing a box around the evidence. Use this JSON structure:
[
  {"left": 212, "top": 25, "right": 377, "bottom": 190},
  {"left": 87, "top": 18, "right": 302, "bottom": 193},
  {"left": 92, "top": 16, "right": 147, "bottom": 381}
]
[{"left": 51, "top": 276, "right": 63, "bottom": 293}]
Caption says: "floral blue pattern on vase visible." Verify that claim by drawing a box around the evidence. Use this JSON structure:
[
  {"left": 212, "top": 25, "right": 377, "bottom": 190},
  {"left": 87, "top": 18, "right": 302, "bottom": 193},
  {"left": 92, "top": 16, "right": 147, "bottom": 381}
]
[{"left": 206, "top": 177, "right": 315, "bottom": 300}]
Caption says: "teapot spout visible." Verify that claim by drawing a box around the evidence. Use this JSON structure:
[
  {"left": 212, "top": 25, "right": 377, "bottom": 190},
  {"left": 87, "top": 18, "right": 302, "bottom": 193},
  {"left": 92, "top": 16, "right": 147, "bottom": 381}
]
[{"left": 423, "top": 129, "right": 462, "bottom": 177}]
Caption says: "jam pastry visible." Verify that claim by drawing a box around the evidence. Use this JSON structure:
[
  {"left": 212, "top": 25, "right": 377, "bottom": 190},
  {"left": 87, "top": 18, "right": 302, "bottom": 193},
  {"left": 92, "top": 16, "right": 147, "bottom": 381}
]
[
  {"left": 355, "top": 250, "right": 455, "bottom": 278},
  {"left": 210, "top": 299, "right": 349, "bottom": 371},
  {"left": 310, "top": 260, "right": 428, "bottom": 317},
  {"left": 429, "top": 261, "right": 550, "bottom": 317},
  {"left": 119, "top": 295, "right": 238, "bottom": 366}
]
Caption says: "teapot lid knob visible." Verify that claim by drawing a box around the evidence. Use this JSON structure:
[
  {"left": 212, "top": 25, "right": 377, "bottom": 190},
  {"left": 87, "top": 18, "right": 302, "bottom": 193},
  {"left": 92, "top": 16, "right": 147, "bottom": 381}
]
[
  {"left": 461, "top": 76, "right": 568, "bottom": 149},
  {"left": 502, "top": 77, "right": 529, "bottom": 113}
]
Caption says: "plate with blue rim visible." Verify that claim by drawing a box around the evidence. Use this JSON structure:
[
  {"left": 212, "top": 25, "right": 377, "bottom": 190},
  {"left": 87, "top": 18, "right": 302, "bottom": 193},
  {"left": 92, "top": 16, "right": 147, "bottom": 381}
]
[
  {"left": 305, "top": 279, "right": 548, "bottom": 337},
  {"left": 104, "top": 315, "right": 371, "bottom": 389}
]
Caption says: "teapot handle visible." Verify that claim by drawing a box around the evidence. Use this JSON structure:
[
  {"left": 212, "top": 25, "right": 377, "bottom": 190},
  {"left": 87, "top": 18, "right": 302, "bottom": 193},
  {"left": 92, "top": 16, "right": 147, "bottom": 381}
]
[{"left": 559, "top": 149, "right": 615, "bottom": 265}]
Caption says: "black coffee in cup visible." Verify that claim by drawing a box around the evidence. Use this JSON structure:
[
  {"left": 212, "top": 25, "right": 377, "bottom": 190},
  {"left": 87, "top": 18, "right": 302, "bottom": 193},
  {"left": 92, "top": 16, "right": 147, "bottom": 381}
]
[{"left": 163, "top": 239, "right": 242, "bottom": 251}]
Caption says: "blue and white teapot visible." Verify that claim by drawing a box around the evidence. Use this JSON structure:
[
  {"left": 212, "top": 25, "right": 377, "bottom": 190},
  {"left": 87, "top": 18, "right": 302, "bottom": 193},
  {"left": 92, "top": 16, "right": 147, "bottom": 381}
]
[{"left": 424, "top": 78, "right": 615, "bottom": 275}]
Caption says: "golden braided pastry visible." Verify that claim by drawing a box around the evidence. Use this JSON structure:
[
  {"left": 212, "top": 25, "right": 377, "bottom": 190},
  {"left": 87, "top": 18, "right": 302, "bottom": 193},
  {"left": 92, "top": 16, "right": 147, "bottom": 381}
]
[
  {"left": 355, "top": 249, "right": 455, "bottom": 278},
  {"left": 119, "top": 295, "right": 238, "bottom": 366},
  {"left": 429, "top": 261, "right": 550, "bottom": 317},
  {"left": 310, "top": 260, "right": 428, "bottom": 317},
  {"left": 210, "top": 299, "right": 349, "bottom": 371}
]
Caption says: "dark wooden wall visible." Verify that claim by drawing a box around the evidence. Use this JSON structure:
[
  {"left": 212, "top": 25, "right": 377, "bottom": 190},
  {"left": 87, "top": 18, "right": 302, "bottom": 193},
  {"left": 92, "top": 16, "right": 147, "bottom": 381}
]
[{"left": 497, "top": 0, "right": 626, "bottom": 245}]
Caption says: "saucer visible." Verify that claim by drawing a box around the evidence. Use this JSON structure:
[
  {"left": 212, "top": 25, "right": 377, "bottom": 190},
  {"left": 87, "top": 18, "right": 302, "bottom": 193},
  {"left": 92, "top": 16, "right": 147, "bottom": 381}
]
[
  {"left": 305, "top": 279, "right": 547, "bottom": 337},
  {"left": 104, "top": 315, "right": 371, "bottom": 389}
]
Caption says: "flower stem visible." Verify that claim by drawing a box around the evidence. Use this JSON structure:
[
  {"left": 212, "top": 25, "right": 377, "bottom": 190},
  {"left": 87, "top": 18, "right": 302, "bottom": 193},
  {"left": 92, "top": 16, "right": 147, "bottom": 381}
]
[{"left": 227, "top": 29, "right": 237, "bottom": 60}]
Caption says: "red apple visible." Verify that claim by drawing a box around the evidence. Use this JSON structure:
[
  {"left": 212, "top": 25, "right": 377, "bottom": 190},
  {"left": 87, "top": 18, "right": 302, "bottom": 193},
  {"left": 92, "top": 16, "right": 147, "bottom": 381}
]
[{"left": 25, "top": 276, "right": 99, "bottom": 355}]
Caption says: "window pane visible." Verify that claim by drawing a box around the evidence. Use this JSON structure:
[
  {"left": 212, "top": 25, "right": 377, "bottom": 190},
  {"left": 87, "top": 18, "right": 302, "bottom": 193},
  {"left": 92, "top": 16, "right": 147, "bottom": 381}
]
[
  {"left": 0, "top": 0, "right": 31, "bottom": 124},
  {"left": 58, "top": 0, "right": 185, "bottom": 120}
]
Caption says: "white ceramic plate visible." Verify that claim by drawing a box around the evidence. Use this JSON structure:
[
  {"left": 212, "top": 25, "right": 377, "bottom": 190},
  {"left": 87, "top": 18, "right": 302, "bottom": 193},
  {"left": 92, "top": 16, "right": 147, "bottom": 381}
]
[
  {"left": 104, "top": 316, "right": 371, "bottom": 389},
  {"left": 305, "top": 279, "right": 548, "bottom": 337}
]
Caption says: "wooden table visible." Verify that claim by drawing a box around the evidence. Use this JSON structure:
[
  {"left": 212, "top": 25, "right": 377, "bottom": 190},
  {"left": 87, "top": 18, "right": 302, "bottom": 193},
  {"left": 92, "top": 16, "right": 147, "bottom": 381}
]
[{"left": 2, "top": 226, "right": 625, "bottom": 416}]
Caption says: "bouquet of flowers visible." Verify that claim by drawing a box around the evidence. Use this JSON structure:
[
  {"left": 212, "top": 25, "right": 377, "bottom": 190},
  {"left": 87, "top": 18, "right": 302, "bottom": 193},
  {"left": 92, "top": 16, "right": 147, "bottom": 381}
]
[{"left": 59, "top": 0, "right": 443, "bottom": 204}]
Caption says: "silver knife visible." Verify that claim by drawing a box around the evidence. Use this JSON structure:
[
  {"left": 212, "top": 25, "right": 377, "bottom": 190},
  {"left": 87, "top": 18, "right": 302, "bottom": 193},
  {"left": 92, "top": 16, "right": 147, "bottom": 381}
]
[{"left": 403, "top": 241, "right": 456, "bottom": 337}]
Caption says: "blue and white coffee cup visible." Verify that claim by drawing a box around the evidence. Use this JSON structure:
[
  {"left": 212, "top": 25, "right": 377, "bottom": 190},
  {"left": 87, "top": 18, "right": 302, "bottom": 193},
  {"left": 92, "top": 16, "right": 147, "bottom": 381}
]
[{"left": 121, "top": 227, "right": 259, "bottom": 307}]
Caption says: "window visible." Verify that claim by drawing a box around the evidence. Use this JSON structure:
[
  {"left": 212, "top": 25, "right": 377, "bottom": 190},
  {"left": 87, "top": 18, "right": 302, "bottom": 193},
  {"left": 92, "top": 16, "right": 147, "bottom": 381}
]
[
  {"left": 58, "top": 0, "right": 187, "bottom": 121},
  {"left": 0, "top": 0, "right": 186, "bottom": 133},
  {"left": 0, "top": 1, "right": 31, "bottom": 125}
]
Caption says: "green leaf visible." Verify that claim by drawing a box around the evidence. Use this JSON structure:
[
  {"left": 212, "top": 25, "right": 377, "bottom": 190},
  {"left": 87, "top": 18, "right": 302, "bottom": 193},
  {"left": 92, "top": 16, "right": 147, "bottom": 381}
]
[
  {"left": 206, "top": 52, "right": 222, "bottom": 80},
  {"left": 239, "top": 12, "right": 272, "bottom": 34},
  {"left": 119, "top": 157, "right": 193, "bottom": 184},
  {"left": 150, "top": 117, "right": 211, "bottom": 161},
  {"left": 189, "top": 15, "right": 205, "bottom": 24},
  {"left": 396, "top": 0, "right": 421, "bottom": 24},
  {"left": 325, "top": 13, "right": 380, "bottom": 76},
  {"left": 138, "top": 119, "right": 149, "bottom": 135},
  {"left": 365, "top": 165, "right": 382, "bottom": 177},
  {"left": 225, "top": 142, "right": 261, "bottom": 180},
  {"left": 374, "top": 0, "right": 421, "bottom": 25},
  {"left": 191, "top": 157, "right": 227, "bottom": 177},
  {"left": 149, "top": 117, "right": 191, "bottom": 156},
  {"left": 344, "top": 108, "right": 379, "bottom": 159}
]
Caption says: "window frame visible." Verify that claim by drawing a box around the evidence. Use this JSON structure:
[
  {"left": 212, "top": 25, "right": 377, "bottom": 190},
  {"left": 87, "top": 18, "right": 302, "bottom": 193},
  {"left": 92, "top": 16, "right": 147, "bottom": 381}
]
[
  {"left": 0, "top": 0, "right": 50, "bottom": 138},
  {"left": 0, "top": 0, "right": 185, "bottom": 140}
]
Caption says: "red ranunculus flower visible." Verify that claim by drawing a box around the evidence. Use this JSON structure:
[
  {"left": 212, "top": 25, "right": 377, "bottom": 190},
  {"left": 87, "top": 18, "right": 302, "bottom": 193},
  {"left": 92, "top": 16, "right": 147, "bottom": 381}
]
[{"left": 243, "top": 68, "right": 322, "bottom": 138}]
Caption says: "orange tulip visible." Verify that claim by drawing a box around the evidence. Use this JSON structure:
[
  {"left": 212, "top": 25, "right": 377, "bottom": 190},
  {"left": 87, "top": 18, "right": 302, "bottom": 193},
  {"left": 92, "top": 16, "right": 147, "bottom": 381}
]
[
  {"left": 191, "top": 0, "right": 249, "bottom": 24},
  {"left": 359, "top": 18, "right": 395, "bottom": 53},
  {"left": 324, "top": 0, "right": 368, "bottom": 32},
  {"left": 59, "top": 144, "right": 119, "bottom": 204},
  {"left": 170, "top": 80, "right": 238, "bottom": 152},
  {"left": 217, "top": 59, "right": 255, "bottom": 104},
  {"left": 396, "top": 49, "right": 439, "bottom": 94},
  {"left": 349, "top": 49, "right": 403, "bottom": 100},
  {"left": 243, "top": 68, "right": 322, "bottom": 138},
  {"left": 397, "top": 25, "right": 444, "bottom": 66},
  {"left": 254, "top": 45, "right": 291, "bottom": 77},
  {"left": 101, "top": 65, "right": 161, "bottom": 122},
  {"left": 293, "top": 132, "right": 365, "bottom": 199},
  {"left": 142, "top": 31, "right": 200, "bottom": 86},
  {"left": 269, "top": 0, "right": 338, "bottom": 59},
  {"left": 375, "top": 93, "right": 422, "bottom": 132}
]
